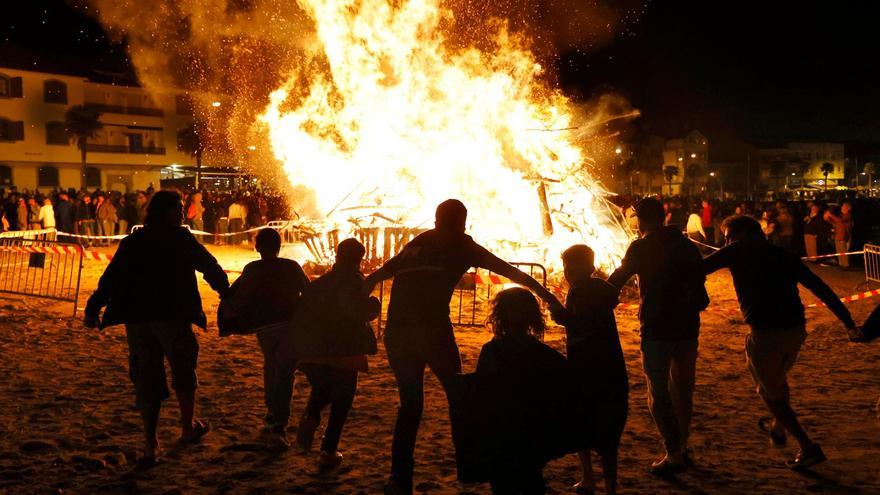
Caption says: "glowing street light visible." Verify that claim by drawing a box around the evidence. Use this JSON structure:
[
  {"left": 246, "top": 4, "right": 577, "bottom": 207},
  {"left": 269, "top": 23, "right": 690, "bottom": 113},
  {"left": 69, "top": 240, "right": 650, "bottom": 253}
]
[
  {"left": 211, "top": 101, "right": 221, "bottom": 108},
  {"left": 690, "top": 153, "right": 697, "bottom": 158},
  {"left": 615, "top": 147, "right": 622, "bottom": 155}
]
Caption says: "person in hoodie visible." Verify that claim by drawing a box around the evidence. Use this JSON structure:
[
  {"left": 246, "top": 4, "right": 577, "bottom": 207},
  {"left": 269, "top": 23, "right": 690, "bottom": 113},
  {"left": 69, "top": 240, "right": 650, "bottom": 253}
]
[
  {"left": 288, "top": 238, "right": 380, "bottom": 469},
  {"left": 608, "top": 197, "right": 709, "bottom": 476},
  {"left": 84, "top": 190, "right": 229, "bottom": 467}
]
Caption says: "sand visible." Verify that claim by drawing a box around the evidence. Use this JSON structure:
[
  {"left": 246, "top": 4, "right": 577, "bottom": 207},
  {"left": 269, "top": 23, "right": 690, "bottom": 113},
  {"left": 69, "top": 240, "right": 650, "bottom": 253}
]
[{"left": 0, "top": 245, "right": 878, "bottom": 494}]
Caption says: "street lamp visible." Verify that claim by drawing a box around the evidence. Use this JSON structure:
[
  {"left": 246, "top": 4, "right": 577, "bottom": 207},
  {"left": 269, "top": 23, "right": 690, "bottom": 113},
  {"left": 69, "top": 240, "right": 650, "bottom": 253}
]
[{"left": 708, "top": 171, "right": 724, "bottom": 198}]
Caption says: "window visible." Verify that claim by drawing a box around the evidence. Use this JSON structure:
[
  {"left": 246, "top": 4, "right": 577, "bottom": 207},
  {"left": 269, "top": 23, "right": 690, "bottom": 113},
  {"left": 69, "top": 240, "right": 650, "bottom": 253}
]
[
  {"left": 0, "top": 118, "right": 24, "bottom": 141},
  {"left": 37, "top": 166, "right": 59, "bottom": 187},
  {"left": 46, "top": 121, "right": 68, "bottom": 145},
  {"left": 84, "top": 166, "right": 101, "bottom": 188},
  {"left": 175, "top": 94, "right": 194, "bottom": 116},
  {"left": 44, "top": 80, "right": 68, "bottom": 104},
  {"left": 0, "top": 75, "right": 20, "bottom": 97},
  {"left": 0, "top": 165, "right": 11, "bottom": 187},
  {"left": 0, "top": 75, "right": 7, "bottom": 97}
]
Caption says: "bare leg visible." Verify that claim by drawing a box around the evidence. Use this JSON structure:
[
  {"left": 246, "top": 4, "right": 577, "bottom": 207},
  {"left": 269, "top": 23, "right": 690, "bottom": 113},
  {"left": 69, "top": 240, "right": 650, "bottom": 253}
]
[
  {"left": 761, "top": 396, "right": 812, "bottom": 449},
  {"left": 177, "top": 389, "right": 196, "bottom": 437},
  {"left": 599, "top": 446, "right": 619, "bottom": 495},
  {"left": 575, "top": 450, "right": 596, "bottom": 492},
  {"left": 139, "top": 402, "right": 161, "bottom": 458}
]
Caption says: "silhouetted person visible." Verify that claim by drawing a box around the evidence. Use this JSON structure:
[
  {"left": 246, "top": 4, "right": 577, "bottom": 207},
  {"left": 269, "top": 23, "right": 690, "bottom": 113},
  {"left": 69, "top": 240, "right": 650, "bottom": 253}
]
[
  {"left": 84, "top": 191, "right": 229, "bottom": 465},
  {"left": 53, "top": 192, "right": 74, "bottom": 237},
  {"left": 220, "top": 228, "right": 309, "bottom": 447},
  {"left": 471, "top": 287, "right": 569, "bottom": 494},
  {"left": 559, "top": 245, "right": 627, "bottom": 495},
  {"left": 363, "top": 199, "right": 564, "bottom": 495},
  {"left": 607, "top": 197, "right": 708, "bottom": 476},
  {"left": 83, "top": 190, "right": 229, "bottom": 466},
  {"left": 289, "top": 238, "right": 380, "bottom": 469},
  {"left": 704, "top": 215, "right": 861, "bottom": 469}
]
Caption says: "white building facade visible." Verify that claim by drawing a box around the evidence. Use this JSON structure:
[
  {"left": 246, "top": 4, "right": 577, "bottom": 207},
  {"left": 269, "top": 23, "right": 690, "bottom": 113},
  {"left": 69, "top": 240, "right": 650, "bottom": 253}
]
[{"left": 0, "top": 66, "right": 198, "bottom": 192}]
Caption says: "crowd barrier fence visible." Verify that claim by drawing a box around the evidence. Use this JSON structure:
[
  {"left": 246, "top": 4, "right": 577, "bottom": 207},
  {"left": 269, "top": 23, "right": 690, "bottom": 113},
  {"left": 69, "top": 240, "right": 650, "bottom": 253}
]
[{"left": 0, "top": 238, "right": 83, "bottom": 317}]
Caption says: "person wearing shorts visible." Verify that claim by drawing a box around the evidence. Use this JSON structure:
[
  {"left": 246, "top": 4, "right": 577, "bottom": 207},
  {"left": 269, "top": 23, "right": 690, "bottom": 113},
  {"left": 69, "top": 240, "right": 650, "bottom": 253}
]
[
  {"left": 704, "top": 215, "right": 861, "bottom": 470},
  {"left": 85, "top": 190, "right": 229, "bottom": 466}
]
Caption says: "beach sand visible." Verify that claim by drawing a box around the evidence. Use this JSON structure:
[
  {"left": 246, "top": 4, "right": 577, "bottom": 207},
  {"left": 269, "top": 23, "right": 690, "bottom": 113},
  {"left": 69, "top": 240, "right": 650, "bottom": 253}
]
[{"left": 0, "top": 245, "right": 878, "bottom": 494}]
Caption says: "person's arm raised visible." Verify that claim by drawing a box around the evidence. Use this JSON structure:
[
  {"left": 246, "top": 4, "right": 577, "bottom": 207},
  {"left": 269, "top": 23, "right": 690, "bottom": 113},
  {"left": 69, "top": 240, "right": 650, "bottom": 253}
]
[
  {"left": 476, "top": 249, "right": 563, "bottom": 315},
  {"left": 796, "top": 260, "right": 862, "bottom": 340},
  {"left": 362, "top": 262, "right": 396, "bottom": 296}
]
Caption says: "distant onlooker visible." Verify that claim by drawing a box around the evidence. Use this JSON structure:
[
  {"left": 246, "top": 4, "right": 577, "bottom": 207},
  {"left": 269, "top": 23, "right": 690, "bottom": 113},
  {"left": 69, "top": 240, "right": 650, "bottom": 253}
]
[
  {"left": 38, "top": 198, "right": 55, "bottom": 229},
  {"left": 824, "top": 202, "right": 853, "bottom": 267},
  {"left": 228, "top": 196, "right": 248, "bottom": 245},
  {"left": 27, "top": 197, "right": 41, "bottom": 230},
  {"left": 803, "top": 203, "right": 832, "bottom": 260}
]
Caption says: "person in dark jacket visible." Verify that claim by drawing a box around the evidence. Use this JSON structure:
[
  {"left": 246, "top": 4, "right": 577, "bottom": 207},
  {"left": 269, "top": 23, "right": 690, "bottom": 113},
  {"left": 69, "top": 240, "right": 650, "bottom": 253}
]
[
  {"left": 290, "top": 238, "right": 380, "bottom": 469},
  {"left": 607, "top": 197, "right": 708, "bottom": 476},
  {"left": 54, "top": 192, "right": 75, "bottom": 238},
  {"left": 83, "top": 190, "right": 229, "bottom": 466},
  {"left": 559, "top": 245, "right": 627, "bottom": 495},
  {"left": 468, "top": 287, "right": 569, "bottom": 495},
  {"left": 220, "top": 228, "right": 309, "bottom": 447},
  {"left": 363, "top": 199, "right": 564, "bottom": 495},
  {"left": 704, "top": 215, "right": 861, "bottom": 469}
]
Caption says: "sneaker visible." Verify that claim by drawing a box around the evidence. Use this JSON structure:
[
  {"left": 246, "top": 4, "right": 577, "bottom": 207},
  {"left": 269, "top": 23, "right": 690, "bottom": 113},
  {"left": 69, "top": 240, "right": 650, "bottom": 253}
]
[
  {"left": 786, "top": 443, "right": 827, "bottom": 470},
  {"left": 318, "top": 450, "right": 344, "bottom": 469},
  {"left": 573, "top": 480, "right": 595, "bottom": 495}
]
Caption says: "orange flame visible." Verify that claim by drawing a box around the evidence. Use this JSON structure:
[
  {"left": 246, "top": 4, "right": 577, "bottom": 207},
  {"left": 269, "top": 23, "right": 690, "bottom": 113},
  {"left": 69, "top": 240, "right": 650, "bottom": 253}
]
[{"left": 260, "top": 0, "right": 631, "bottom": 270}]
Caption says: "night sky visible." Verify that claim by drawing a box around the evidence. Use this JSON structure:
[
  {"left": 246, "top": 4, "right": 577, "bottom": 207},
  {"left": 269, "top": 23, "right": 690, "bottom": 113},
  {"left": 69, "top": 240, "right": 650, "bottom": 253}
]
[{"left": 2, "top": 0, "right": 878, "bottom": 155}]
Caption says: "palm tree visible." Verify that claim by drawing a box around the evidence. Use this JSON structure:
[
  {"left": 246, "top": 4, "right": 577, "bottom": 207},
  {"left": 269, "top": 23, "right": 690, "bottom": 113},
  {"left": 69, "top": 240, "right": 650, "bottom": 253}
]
[
  {"left": 685, "top": 163, "right": 701, "bottom": 195},
  {"left": 864, "top": 162, "right": 876, "bottom": 197},
  {"left": 821, "top": 162, "right": 835, "bottom": 193},
  {"left": 663, "top": 165, "right": 679, "bottom": 196},
  {"left": 64, "top": 105, "right": 103, "bottom": 189},
  {"left": 177, "top": 122, "right": 207, "bottom": 189}
]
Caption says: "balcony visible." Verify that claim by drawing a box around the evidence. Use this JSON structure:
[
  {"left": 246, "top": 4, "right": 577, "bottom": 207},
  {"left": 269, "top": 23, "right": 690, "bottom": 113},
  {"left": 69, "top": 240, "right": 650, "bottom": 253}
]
[
  {"left": 87, "top": 144, "right": 166, "bottom": 155},
  {"left": 85, "top": 102, "right": 165, "bottom": 117}
]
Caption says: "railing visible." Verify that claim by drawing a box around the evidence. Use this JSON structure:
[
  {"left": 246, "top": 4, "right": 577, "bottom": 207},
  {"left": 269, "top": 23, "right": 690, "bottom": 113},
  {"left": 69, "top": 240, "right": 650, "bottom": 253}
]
[
  {"left": 865, "top": 244, "right": 880, "bottom": 284},
  {"left": 86, "top": 144, "right": 166, "bottom": 155},
  {"left": 0, "top": 238, "right": 83, "bottom": 317},
  {"left": 375, "top": 261, "right": 548, "bottom": 333},
  {"left": 85, "top": 102, "right": 164, "bottom": 117}
]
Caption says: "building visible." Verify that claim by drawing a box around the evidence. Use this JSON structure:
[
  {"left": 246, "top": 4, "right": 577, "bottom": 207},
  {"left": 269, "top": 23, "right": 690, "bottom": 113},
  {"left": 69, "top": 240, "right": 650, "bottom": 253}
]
[
  {"left": 659, "top": 130, "right": 709, "bottom": 195},
  {"left": 757, "top": 142, "right": 845, "bottom": 194},
  {"left": 0, "top": 66, "right": 204, "bottom": 192}
]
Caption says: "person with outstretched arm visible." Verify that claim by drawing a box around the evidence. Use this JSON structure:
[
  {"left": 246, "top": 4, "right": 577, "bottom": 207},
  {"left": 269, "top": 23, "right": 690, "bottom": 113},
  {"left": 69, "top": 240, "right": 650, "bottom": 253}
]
[
  {"left": 607, "top": 197, "right": 709, "bottom": 477},
  {"left": 704, "top": 215, "right": 862, "bottom": 470},
  {"left": 363, "top": 199, "right": 564, "bottom": 495},
  {"left": 83, "top": 190, "right": 229, "bottom": 467}
]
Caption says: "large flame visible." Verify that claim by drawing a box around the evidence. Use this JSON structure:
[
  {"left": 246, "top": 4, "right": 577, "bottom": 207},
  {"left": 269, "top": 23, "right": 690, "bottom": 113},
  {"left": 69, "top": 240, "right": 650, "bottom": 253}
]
[{"left": 260, "top": 0, "right": 631, "bottom": 270}]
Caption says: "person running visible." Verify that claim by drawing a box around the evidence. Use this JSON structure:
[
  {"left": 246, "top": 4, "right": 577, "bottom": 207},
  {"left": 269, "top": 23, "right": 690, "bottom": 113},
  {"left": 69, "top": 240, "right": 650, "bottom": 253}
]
[
  {"left": 363, "top": 199, "right": 564, "bottom": 495},
  {"left": 704, "top": 215, "right": 862, "bottom": 469},
  {"left": 607, "top": 197, "right": 708, "bottom": 476},
  {"left": 559, "top": 245, "right": 628, "bottom": 495},
  {"left": 83, "top": 190, "right": 229, "bottom": 467},
  {"left": 289, "top": 238, "right": 380, "bottom": 469},
  {"left": 219, "top": 228, "right": 309, "bottom": 447}
]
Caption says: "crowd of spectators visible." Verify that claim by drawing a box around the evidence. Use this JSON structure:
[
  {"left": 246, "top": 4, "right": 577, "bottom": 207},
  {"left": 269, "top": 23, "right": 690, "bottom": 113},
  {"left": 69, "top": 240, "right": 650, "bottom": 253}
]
[
  {"left": 651, "top": 193, "right": 877, "bottom": 268},
  {"left": 0, "top": 185, "right": 292, "bottom": 247}
]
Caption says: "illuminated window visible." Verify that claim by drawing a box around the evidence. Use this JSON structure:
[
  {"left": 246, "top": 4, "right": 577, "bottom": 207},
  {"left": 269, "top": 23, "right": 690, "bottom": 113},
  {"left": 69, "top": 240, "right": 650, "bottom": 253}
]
[{"left": 44, "top": 80, "right": 68, "bottom": 104}]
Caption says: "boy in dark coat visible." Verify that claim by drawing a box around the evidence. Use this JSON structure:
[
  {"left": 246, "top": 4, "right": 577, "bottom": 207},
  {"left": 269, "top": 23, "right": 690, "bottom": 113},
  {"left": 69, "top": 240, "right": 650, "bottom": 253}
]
[
  {"left": 559, "top": 245, "right": 628, "bottom": 495},
  {"left": 221, "top": 228, "right": 309, "bottom": 447},
  {"left": 289, "top": 238, "right": 380, "bottom": 469}
]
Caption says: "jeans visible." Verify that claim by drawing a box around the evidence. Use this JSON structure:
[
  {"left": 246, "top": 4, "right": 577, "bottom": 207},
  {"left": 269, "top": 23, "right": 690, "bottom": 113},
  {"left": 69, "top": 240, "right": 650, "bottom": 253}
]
[
  {"left": 301, "top": 364, "right": 358, "bottom": 453},
  {"left": 258, "top": 328, "right": 294, "bottom": 430},
  {"left": 117, "top": 220, "right": 129, "bottom": 237},
  {"left": 385, "top": 331, "right": 464, "bottom": 489},
  {"left": 640, "top": 337, "right": 698, "bottom": 456},
  {"left": 229, "top": 218, "right": 244, "bottom": 245}
]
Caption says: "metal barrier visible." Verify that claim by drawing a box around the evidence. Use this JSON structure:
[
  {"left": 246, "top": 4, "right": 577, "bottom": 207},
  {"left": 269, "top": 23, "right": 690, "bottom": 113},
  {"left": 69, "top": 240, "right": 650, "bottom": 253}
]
[
  {"left": 375, "top": 261, "right": 548, "bottom": 333},
  {"left": 0, "top": 238, "right": 83, "bottom": 316},
  {"left": 865, "top": 243, "right": 880, "bottom": 284}
]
